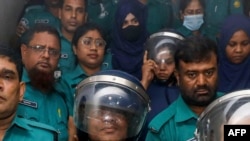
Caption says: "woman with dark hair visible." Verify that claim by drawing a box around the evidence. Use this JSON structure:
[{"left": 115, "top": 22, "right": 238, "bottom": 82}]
[
  {"left": 55, "top": 23, "right": 112, "bottom": 140},
  {"left": 176, "top": 0, "right": 205, "bottom": 38}
]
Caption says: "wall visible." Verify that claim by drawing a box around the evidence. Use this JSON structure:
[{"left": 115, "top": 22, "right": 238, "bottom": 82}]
[{"left": 0, "top": 0, "right": 27, "bottom": 44}]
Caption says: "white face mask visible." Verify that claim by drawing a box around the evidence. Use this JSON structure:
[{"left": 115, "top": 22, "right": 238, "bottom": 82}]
[{"left": 183, "top": 14, "right": 204, "bottom": 31}]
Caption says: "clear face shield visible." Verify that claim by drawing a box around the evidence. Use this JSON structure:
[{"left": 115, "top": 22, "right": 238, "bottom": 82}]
[
  {"left": 195, "top": 90, "right": 250, "bottom": 141},
  {"left": 74, "top": 70, "right": 150, "bottom": 141},
  {"left": 144, "top": 31, "right": 184, "bottom": 81}
]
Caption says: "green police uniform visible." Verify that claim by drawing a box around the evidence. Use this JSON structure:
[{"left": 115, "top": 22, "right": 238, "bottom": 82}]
[
  {"left": 170, "top": 0, "right": 182, "bottom": 29},
  {"left": 176, "top": 24, "right": 208, "bottom": 40},
  {"left": 58, "top": 29, "right": 77, "bottom": 75},
  {"left": 176, "top": 25, "right": 194, "bottom": 37},
  {"left": 17, "top": 69, "right": 69, "bottom": 141},
  {"left": 203, "top": 0, "right": 243, "bottom": 40},
  {"left": 146, "top": 0, "right": 173, "bottom": 34},
  {"left": 3, "top": 116, "right": 58, "bottom": 141},
  {"left": 20, "top": 5, "right": 60, "bottom": 30},
  {"left": 55, "top": 52, "right": 112, "bottom": 114},
  {"left": 87, "top": 0, "right": 118, "bottom": 45},
  {"left": 146, "top": 92, "right": 223, "bottom": 141}
]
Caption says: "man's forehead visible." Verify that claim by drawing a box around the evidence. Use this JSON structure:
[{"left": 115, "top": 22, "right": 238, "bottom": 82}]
[
  {"left": 0, "top": 57, "right": 17, "bottom": 72},
  {"left": 178, "top": 59, "right": 217, "bottom": 71},
  {"left": 63, "top": 0, "right": 85, "bottom": 6}
]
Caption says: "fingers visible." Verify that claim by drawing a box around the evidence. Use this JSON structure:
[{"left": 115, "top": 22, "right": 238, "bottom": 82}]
[
  {"left": 16, "top": 22, "right": 27, "bottom": 37},
  {"left": 143, "top": 50, "right": 148, "bottom": 64}
]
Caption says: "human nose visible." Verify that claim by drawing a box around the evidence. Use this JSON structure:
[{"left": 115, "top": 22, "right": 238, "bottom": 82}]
[
  {"left": 71, "top": 10, "right": 76, "bottom": 18},
  {"left": 89, "top": 41, "right": 97, "bottom": 50},
  {"left": 0, "top": 79, "right": 3, "bottom": 91},
  {"left": 102, "top": 112, "right": 119, "bottom": 124},
  {"left": 196, "top": 74, "right": 206, "bottom": 86},
  {"left": 235, "top": 44, "right": 243, "bottom": 53},
  {"left": 158, "top": 62, "right": 167, "bottom": 70},
  {"left": 41, "top": 48, "right": 50, "bottom": 58}
]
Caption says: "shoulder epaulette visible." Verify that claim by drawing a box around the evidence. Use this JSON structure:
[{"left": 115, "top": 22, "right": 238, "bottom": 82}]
[
  {"left": 148, "top": 102, "right": 177, "bottom": 133},
  {"left": 25, "top": 5, "right": 44, "bottom": 13}
]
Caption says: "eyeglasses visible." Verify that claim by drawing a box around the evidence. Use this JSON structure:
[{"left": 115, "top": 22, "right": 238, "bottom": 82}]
[
  {"left": 27, "top": 45, "right": 60, "bottom": 58},
  {"left": 81, "top": 37, "right": 106, "bottom": 49}
]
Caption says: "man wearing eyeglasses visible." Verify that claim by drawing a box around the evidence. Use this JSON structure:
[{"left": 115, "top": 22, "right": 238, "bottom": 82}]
[{"left": 17, "top": 23, "right": 73, "bottom": 141}]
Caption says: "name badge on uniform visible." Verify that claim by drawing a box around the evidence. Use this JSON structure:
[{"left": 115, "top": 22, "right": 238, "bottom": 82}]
[
  {"left": 19, "top": 99, "right": 38, "bottom": 109},
  {"left": 35, "top": 19, "right": 49, "bottom": 24},
  {"left": 61, "top": 54, "right": 68, "bottom": 58}
]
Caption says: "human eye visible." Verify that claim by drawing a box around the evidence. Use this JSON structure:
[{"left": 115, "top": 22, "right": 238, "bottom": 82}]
[
  {"left": 185, "top": 10, "right": 194, "bottom": 15},
  {"left": 241, "top": 40, "right": 250, "bottom": 46},
  {"left": 228, "top": 41, "right": 237, "bottom": 47},
  {"left": 64, "top": 6, "right": 72, "bottom": 11},
  {"left": 132, "top": 18, "right": 139, "bottom": 24},
  {"left": 77, "top": 8, "right": 84, "bottom": 13},
  {"left": 166, "top": 59, "right": 174, "bottom": 65},
  {"left": 82, "top": 38, "right": 91, "bottom": 46},
  {"left": 49, "top": 48, "right": 60, "bottom": 56},
  {"left": 33, "top": 45, "right": 45, "bottom": 52},
  {"left": 90, "top": 109, "right": 103, "bottom": 117},
  {"left": 3, "top": 74, "right": 15, "bottom": 80},
  {"left": 0, "top": 70, "right": 16, "bottom": 80},
  {"left": 195, "top": 9, "right": 203, "bottom": 14},
  {"left": 95, "top": 39, "right": 106, "bottom": 47},
  {"left": 205, "top": 69, "right": 214, "bottom": 77},
  {"left": 187, "top": 72, "right": 197, "bottom": 79},
  {"left": 122, "top": 20, "right": 128, "bottom": 28}
]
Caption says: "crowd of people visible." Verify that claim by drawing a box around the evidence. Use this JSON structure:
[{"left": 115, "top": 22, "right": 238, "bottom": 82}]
[{"left": 0, "top": 0, "right": 250, "bottom": 141}]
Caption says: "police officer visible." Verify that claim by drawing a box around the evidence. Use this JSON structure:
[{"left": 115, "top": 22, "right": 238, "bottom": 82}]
[
  {"left": 17, "top": 24, "right": 70, "bottom": 141},
  {"left": 57, "top": 0, "right": 87, "bottom": 75},
  {"left": 55, "top": 22, "right": 112, "bottom": 117},
  {"left": 17, "top": 0, "right": 61, "bottom": 37},
  {"left": 73, "top": 70, "right": 151, "bottom": 141},
  {"left": 87, "top": 0, "right": 118, "bottom": 45},
  {"left": 139, "top": 29, "right": 184, "bottom": 141},
  {"left": 176, "top": 0, "right": 205, "bottom": 38},
  {"left": 203, "top": 0, "right": 243, "bottom": 41},
  {"left": 139, "top": 0, "right": 173, "bottom": 35},
  {"left": 0, "top": 43, "right": 58, "bottom": 141},
  {"left": 195, "top": 90, "right": 250, "bottom": 141}
]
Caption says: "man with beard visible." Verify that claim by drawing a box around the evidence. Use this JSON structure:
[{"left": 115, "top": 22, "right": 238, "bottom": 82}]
[
  {"left": 146, "top": 36, "right": 223, "bottom": 141},
  {"left": 0, "top": 43, "right": 58, "bottom": 141},
  {"left": 17, "top": 24, "right": 73, "bottom": 141}
]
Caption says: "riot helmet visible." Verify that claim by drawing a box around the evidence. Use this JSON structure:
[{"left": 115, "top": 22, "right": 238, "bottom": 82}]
[
  {"left": 144, "top": 29, "right": 184, "bottom": 82},
  {"left": 74, "top": 70, "right": 150, "bottom": 141},
  {"left": 195, "top": 89, "right": 250, "bottom": 141}
]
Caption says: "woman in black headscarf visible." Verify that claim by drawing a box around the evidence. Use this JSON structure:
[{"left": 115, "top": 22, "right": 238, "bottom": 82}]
[
  {"left": 110, "top": 0, "right": 148, "bottom": 80},
  {"left": 218, "top": 14, "right": 250, "bottom": 93}
]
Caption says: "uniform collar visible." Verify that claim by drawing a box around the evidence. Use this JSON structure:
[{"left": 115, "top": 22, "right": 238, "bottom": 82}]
[
  {"left": 22, "top": 68, "right": 31, "bottom": 83},
  {"left": 11, "top": 116, "right": 32, "bottom": 131},
  {"left": 71, "top": 64, "right": 88, "bottom": 80},
  {"left": 174, "top": 96, "right": 198, "bottom": 123},
  {"left": 71, "top": 62, "right": 111, "bottom": 80}
]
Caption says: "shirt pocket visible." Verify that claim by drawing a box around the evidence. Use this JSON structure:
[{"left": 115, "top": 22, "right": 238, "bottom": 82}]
[{"left": 55, "top": 107, "right": 69, "bottom": 141}]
